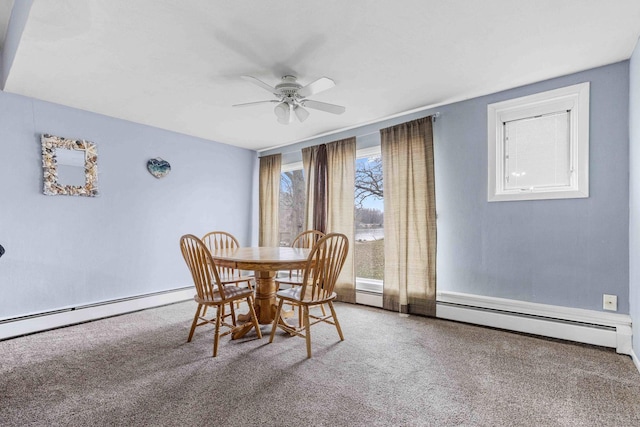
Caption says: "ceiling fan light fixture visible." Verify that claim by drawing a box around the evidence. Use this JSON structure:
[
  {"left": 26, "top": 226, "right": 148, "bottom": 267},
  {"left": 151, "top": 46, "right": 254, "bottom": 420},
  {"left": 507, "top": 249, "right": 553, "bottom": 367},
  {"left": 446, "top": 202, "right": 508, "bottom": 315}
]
[
  {"left": 275, "top": 101, "right": 293, "bottom": 124},
  {"left": 274, "top": 101, "right": 288, "bottom": 118},
  {"left": 294, "top": 105, "right": 310, "bottom": 122}
]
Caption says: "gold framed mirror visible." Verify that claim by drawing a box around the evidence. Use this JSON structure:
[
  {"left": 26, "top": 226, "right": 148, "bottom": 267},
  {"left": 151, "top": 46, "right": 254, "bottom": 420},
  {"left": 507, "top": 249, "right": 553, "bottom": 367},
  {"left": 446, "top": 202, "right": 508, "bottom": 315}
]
[{"left": 41, "top": 134, "right": 99, "bottom": 197}]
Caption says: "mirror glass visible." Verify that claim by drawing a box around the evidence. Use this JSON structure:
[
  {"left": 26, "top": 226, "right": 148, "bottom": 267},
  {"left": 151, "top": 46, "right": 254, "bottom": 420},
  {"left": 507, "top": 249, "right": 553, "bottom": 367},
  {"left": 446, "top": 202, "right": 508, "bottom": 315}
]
[{"left": 55, "top": 147, "right": 87, "bottom": 187}]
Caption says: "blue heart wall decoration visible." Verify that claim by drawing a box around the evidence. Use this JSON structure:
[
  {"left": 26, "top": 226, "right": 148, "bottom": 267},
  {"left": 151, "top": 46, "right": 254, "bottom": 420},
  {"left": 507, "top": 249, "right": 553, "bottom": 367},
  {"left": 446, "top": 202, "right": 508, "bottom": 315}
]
[{"left": 147, "top": 158, "right": 171, "bottom": 179}]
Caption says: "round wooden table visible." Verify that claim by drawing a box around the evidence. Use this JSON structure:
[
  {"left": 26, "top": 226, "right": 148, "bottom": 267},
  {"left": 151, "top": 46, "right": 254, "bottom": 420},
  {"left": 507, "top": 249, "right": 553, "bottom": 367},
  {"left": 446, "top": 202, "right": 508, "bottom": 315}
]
[{"left": 210, "top": 246, "right": 310, "bottom": 338}]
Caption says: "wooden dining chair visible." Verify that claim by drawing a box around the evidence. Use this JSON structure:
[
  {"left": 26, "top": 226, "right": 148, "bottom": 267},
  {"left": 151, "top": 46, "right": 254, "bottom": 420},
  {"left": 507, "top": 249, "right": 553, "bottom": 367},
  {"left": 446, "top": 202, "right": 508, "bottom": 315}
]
[
  {"left": 202, "top": 231, "right": 255, "bottom": 313},
  {"left": 269, "top": 232, "right": 349, "bottom": 358},
  {"left": 180, "top": 234, "right": 262, "bottom": 357},
  {"left": 275, "top": 230, "right": 325, "bottom": 327},
  {"left": 201, "top": 231, "right": 254, "bottom": 288}
]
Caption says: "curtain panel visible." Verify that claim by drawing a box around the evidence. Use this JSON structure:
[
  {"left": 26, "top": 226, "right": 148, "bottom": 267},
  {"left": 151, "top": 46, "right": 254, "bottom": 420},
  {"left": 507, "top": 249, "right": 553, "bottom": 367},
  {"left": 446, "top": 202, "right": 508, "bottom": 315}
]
[
  {"left": 258, "top": 154, "right": 282, "bottom": 247},
  {"left": 381, "top": 116, "right": 436, "bottom": 316},
  {"left": 302, "top": 138, "right": 356, "bottom": 303},
  {"left": 326, "top": 138, "right": 356, "bottom": 303}
]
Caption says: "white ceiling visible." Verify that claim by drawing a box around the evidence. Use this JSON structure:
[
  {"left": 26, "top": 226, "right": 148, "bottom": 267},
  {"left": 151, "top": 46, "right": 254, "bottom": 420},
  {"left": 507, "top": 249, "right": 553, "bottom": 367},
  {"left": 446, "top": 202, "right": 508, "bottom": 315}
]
[{"left": 2, "top": 0, "right": 640, "bottom": 151}]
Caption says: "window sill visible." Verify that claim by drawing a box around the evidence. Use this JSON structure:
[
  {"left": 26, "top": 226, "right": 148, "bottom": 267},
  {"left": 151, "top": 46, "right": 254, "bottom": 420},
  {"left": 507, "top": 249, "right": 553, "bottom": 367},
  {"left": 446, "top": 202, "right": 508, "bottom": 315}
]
[{"left": 356, "top": 277, "right": 382, "bottom": 294}]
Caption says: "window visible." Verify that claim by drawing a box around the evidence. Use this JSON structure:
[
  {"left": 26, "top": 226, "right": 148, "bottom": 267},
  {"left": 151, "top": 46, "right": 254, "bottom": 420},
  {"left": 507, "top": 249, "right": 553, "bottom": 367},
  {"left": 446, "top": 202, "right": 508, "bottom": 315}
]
[
  {"left": 355, "top": 146, "right": 384, "bottom": 292},
  {"left": 279, "top": 147, "right": 385, "bottom": 293},
  {"left": 488, "top": 82, "right": 589, "bottom": 202},
  {"left": 279, "top": 163, "right": 305, "bottom": 246}
]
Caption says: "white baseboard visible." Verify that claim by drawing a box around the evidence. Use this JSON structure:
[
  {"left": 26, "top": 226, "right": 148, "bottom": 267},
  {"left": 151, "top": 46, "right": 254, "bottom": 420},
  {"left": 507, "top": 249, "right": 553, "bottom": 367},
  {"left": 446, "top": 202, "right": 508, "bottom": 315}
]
[
  {"left": 437, "top": 291, "right": 633, "bottom": 355},
  {"left": 632, "top": 349, "right": 640, "bottom": 375},
  {"left": 0, "top": 287, "right": 194, "bottom": 341},
  {"left": 354, "top": 289, "right": 632, "bottom": 355},
  {"left": 3, "top": 287, "right": 635, "bottom": 362},
  {"left": 355, "top": 290, "right": 383, "bottom": 307}
]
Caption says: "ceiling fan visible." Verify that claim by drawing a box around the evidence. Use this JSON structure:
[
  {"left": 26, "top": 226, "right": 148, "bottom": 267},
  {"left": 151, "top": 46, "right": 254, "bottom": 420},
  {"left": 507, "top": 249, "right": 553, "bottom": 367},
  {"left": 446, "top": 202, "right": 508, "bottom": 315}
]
[{"left": 233, "top": 75, "right": 346, "bottom": 124}]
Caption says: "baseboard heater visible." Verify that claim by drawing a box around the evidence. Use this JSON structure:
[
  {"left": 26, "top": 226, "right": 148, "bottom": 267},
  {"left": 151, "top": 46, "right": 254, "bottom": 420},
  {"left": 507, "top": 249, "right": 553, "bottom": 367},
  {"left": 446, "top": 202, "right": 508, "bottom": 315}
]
[
  {"left": 2, "top": 288, "right": 634, "bottom": 359},
  {"left": 436, "top": 291, "right": 632, "bottom": 356},
  {"left": 438, "top": 300, "right": 616, "bottom": 331},
  {"left": 0, "top": 286, "right": 194, "bottom": 341},
  {"left": 355, "top": 289, "right": 632, "bottom": 356}
]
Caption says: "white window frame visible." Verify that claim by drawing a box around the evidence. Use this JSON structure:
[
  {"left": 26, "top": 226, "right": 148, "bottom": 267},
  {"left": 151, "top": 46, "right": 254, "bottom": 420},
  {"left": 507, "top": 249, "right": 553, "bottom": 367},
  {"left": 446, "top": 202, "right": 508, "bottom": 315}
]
[
  {"left": 487, "top": 82, "right": 589, "bottom": 202},
  {"left": 281, "top": 160, "right": 303, "bottom": 173}
]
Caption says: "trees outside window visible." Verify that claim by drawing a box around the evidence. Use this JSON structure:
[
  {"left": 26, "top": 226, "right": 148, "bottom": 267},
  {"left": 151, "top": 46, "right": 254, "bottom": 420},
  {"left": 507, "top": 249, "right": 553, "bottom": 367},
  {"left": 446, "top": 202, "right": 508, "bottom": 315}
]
[
  {"left": 355, "top": 155, "right": 384, "bottom": 282},
  {"left": 279, "top": 169, "right": 305, "bottom": 246}
]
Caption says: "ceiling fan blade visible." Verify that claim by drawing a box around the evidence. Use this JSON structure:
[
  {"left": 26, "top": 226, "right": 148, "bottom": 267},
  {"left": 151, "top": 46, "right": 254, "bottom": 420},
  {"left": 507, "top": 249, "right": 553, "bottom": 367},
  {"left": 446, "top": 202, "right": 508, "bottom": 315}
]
[
  {"left": 241, "top": 75, "right": 277, "bottom": 94},
  {"left": 232, "top": 100, "right": 278, "bottom": 107},
  {"left": 303, "top": 99, "right": 346, "bottom": 115},
  {"left": 294, "top": 105, "right": 310, "bottom": 122},
  {"left": 297, "top": 77, "right": 335, "bottom": 97}
]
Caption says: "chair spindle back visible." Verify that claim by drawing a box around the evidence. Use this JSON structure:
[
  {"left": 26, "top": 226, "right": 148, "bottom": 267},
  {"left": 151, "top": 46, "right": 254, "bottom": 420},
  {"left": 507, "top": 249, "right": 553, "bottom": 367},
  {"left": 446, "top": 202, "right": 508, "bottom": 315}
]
[
  {"left": 201, "top": 231, "right": 241, "bottom": 279},
  {"left": 299, "top": 233, "right": 349, "bottom": 303},
  {"left": 180, "top": 234, "right": 226, "bottom": 301},
  {"left": 286, "top": 230, "right": 325, "bottom": 280}
]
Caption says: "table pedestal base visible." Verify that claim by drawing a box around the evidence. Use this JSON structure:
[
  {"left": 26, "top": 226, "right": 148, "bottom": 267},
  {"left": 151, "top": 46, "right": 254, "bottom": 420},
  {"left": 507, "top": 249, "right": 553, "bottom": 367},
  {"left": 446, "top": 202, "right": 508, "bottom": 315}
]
[{"left": 231, "top": 270, "right": 294, "bottom": 339}]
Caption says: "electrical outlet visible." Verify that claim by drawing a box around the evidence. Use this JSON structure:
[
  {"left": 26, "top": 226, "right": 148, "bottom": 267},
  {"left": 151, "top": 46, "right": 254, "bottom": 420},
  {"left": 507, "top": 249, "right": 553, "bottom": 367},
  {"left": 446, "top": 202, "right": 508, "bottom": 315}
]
[{"left": 603, "top": 294, "right": 617, "bottom": 311}]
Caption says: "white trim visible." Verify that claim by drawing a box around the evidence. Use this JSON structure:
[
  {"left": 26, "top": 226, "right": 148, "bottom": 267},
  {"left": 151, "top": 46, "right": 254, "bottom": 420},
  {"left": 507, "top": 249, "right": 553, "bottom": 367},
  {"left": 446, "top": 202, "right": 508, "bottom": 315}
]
[
  {"left": 487, "top": 82, "right": 590, "bottom": 202},
  {"left": 356, "top": 277, "right": 383, "bottom": 293},
  {"left": 281, "top": 160, "right": 303, "bottom": 172},
  {"left": 437, "top": 291, "right": 629, "bottom": 328},
  {"left": 353, "top": 289, "right": 633, "bottom": 354},
  {"left": 631, "top": 349, "right": 640, "bottom": 375},
  {"left": 0, "top": 287, "right": 193, "bottom": 340},
  {"left": 437, "top": 291, "right": 632, "bottom": 355},
  {"left": 356, "top": 145, "right": 381, "bottom": 158},
  {"left": 355, "top": 290, "right": 383, "bottom": 308},
  {"left": 3, "top": 286, "right": 634, "bottom": 361}
]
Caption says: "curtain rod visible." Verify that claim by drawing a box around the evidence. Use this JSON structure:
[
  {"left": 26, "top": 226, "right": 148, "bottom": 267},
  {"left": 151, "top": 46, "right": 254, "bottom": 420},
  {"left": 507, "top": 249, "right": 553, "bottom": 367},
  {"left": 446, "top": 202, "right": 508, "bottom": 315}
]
[
  {"left": 264, "top": 111, "right": 441, "bottom": 156},
  {"left": 353, "top": 111, "right": 441, "bottom": 139}
]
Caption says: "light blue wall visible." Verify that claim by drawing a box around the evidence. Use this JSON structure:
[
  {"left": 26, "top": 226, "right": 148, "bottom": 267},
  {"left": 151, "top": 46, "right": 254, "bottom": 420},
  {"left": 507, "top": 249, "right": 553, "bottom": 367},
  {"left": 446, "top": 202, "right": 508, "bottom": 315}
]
[
  {"left": 264, "top": 61, "right": 630, "bottom": 313},
  {"left": 436, "top": 62, "right": 629, "bottom": 312},
  {"left": 629, "top": 39, "right": 640, "bottom": 357},
  {"left": 0, "top": 91, "right": 257, "bottom": 319}
]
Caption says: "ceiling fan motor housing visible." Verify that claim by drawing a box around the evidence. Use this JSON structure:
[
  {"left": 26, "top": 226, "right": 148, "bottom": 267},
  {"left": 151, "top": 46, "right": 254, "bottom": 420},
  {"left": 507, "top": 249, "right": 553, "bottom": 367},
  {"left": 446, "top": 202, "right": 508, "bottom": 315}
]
[
  {"left": 275, "top": 75, "right": 302, "bottom": 99},
  {"left": 234, "top": 74, "right": 344, "bottom": 122}
]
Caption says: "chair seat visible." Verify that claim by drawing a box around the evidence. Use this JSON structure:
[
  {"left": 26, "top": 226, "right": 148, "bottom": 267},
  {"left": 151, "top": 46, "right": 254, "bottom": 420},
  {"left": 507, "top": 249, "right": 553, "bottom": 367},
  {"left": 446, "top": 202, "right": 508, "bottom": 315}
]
[
  {"left": 276, "top": 286, "right": 337, "bottom": 305},
  {"left": 269, "top": 232, "right": 348, "bottom": 358},
  {"left": 195, "top": 284, "right": 254, "bottom": 304},
  {"left": 219, "top": 274, "right": 254, "bottom": 285}
]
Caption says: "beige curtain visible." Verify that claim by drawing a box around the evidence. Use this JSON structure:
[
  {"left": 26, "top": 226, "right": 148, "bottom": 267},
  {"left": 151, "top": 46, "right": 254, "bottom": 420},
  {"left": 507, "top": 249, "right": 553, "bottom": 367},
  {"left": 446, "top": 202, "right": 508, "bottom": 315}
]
[
  {"left": 302, "top": 138, "right": 356, "bottom": 303},
  {"left": 258, "top": 154, "right": 281, "bottom": 247},
  {"left": 381, "top": 117, "right": 436, "bottom": 316},
  {"left": 326, "top": 138, "right": 356, "bottom": 303}
]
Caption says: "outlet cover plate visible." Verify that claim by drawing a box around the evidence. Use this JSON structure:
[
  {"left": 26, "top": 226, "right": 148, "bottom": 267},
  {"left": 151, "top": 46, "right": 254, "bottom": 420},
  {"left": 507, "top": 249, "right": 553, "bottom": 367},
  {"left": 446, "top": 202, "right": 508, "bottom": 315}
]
[{"left": 603, "top": 294, "right": 617, "bottom": 311}]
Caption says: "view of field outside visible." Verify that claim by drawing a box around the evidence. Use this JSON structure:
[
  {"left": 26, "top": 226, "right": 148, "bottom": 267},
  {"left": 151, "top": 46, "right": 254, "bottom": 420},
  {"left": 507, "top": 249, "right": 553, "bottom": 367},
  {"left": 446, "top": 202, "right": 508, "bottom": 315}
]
[{"left": 278, "top": 154, "right": 384, "bottom": 281}]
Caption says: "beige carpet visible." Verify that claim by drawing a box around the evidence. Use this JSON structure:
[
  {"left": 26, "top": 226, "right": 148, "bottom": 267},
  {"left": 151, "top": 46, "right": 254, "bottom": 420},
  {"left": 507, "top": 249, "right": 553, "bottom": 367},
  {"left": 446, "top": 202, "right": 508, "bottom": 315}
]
[{"left": 1, "top": 301, "right": 639, "bottom": 426}]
